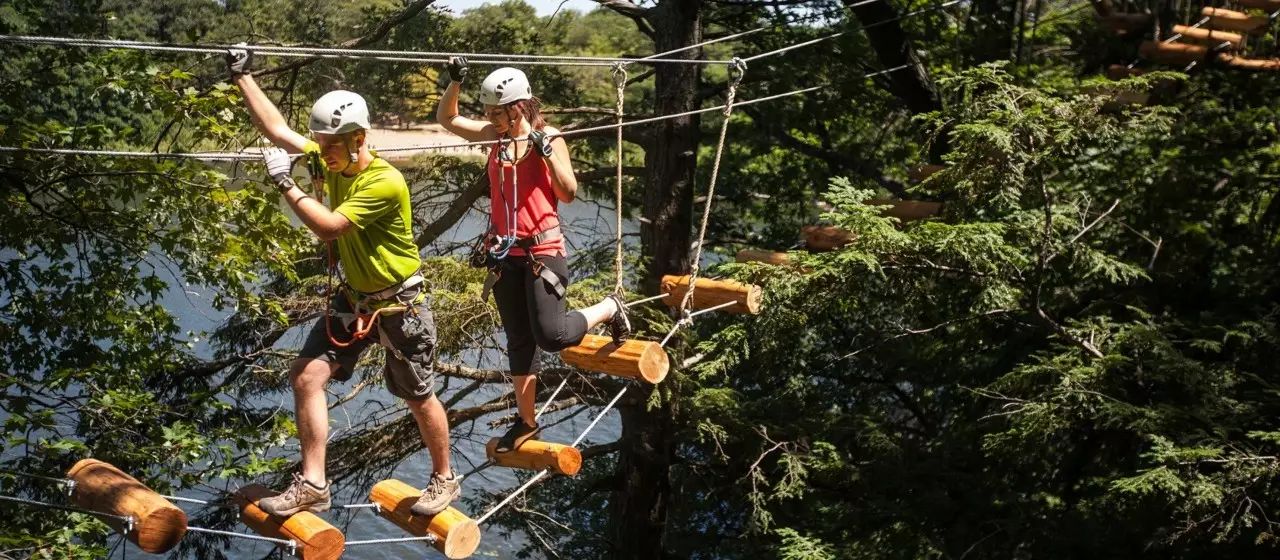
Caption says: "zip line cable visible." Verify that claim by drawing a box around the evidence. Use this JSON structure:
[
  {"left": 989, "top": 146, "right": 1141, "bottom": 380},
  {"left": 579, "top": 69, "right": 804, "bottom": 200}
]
[
  {"left": 0, "top": 65, "right": 911, "bottom": 161},
  {"left": 0, "top": 35, "right": 735, "bottom": 66}
]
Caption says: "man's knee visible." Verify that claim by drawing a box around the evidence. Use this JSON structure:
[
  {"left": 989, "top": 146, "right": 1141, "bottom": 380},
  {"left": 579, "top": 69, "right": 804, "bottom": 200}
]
[{"left": 289, "top": 358, "right": 332, "bottom": 393}]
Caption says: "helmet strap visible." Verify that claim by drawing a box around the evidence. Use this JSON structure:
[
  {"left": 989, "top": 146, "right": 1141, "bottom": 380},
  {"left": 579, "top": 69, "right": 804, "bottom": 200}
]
[{"left": 344, "top": 133, "right": 358, "bottom": 164}]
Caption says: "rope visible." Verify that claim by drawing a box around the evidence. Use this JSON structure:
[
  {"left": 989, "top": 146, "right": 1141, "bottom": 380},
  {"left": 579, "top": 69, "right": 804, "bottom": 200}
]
[
  {"left": 475, "top": 385, "right": 629, "bottom": 525},
  {"left": 679, "top": 58, "right": 746, "bottom": 315},
  {"left": 0, "top": 66, "right": 913, "bottom": 160},
  {"left": 612, "top": 63, "right": 629, "bottom": 295},
  {"left": 0, "top": 493, "right": 133, "bottom": 524},
  {"left": 0, "top": 35, "right": 735, "bottom": 66},
  {"left": 0, "top": 468, "right": 75, "bottom": 492},
  {"left": 346, "top": 534, "right": 438, "bottom": 546},
  {"left": 186, "top": 526, "right": 297, "bottom": 553}
]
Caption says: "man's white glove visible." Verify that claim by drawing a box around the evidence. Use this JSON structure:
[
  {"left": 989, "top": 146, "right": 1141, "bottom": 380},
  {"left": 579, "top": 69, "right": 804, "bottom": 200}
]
[{"left": 263, "top": 147, "right": 295, "bottom": 191}]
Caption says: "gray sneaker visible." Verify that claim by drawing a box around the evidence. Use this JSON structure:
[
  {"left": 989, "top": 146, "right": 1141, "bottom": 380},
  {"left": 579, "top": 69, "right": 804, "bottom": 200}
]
[
  {"left": 410, "top": 472, "right": 461, "bottom": 517},
  {"left": 258, "top": 473, "right": 331, "bottom": 517}
]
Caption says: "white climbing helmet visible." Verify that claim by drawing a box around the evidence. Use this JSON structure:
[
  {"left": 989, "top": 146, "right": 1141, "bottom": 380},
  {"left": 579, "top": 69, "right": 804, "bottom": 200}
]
[
  {"left": 308, "top": 90, "right": 371, "bottom": 135},
  {"left": 479, "top": 67, "right": 533, "bottom": 106}
]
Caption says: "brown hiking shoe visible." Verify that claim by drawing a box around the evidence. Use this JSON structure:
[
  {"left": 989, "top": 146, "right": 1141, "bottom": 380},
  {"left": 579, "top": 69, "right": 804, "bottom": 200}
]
[
  {"left": 410, "top": 472, "right": 461, "bottom": 517},
  {"left": 258, "top": 473, "right": 331, "bottom": 517}
]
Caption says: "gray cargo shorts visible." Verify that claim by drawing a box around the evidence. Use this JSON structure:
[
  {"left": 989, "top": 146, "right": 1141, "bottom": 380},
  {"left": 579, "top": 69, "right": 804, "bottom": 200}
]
[{"left": 298, "top": 285, "right": 438, "bottom": 401}]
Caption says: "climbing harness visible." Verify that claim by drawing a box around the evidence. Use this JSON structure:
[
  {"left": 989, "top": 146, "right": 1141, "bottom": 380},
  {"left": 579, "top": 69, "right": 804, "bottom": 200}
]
[
  {"left": 477, "top": 129, "right": 568, "bottom": 302},
  {"left": 322, "top": 242, "right": 425, "bottom": 362}
]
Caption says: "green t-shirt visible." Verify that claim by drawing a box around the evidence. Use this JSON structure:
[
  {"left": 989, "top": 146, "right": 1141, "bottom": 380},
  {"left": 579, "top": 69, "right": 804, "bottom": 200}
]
[{"left": 303, "top": 141, "right": 421, "bottom": 294}]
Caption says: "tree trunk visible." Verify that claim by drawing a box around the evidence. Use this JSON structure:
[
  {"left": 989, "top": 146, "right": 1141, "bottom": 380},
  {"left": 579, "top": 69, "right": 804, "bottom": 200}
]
[
  {"left": 609, "top": 0, "right": 701, "bottom": 558},
  {"left": 846, "top": 0, "right": 947, "bottom": 162},
  {"left": 639, "top": 0, "right": 702, "bottom": 296}
]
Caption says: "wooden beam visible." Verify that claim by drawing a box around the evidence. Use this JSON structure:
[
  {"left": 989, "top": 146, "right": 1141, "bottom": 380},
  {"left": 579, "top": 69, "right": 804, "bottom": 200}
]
[
  {"left": 735, "top": 249, "right": 791, "bottom": 265},
  {"left": 1219, "top": 54, "right": 1280, "bottom": 71},
  {"left": 1139, "top": 41, "right": 1208, "bottom": 66},
  {"left": 659, "top": 275, "right": 763, "bottom": 314},
  {"left": 369, "top": 479, "right": 480, "bottom": 560},
  {"left": 66, "top": 459, "right": 186, "bottom": 553},
  {"left": 485, "top": 438, "right": 583, "bottom": 476},
  {"left": 1105, "top": 64, "right": 1145, "bottom": 80},
  {"left": 234, "top": 485, "right": 345, "bottom": 560},
  {"left": 1173, "top": 24, "right": 1244, "bottom": 49},
  {"left": 869, "top": 198, "right": 944, "bottom": 222},
  {"left": 1202, "top": 7, "right": 1269, "bottom": 34},
  {"left": 802, "top": 225, "right": 854, "bottom": 251},
  {"left": 560, "top": 335, "right": 670, "bottom": 383}
]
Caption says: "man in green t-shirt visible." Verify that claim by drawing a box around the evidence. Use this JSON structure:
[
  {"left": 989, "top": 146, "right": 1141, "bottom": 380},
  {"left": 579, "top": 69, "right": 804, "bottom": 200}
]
[{"left": 227, "top": 46, "right": 460, "bottom": 517}]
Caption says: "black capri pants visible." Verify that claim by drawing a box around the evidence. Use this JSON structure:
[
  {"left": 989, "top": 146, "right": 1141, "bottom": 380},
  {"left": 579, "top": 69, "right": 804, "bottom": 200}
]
[{"left": 492, "top": 254, "right": 589, "bottom": 374}]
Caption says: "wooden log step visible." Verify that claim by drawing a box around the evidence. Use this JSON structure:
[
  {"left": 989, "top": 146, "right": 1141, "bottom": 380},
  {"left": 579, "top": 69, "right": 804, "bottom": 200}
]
[
  {"left": 1218, "top": 53, "right": 1280, "bottom": 71},
  {"left": 369, "top": 479, "right": 481, "bottom": 560},
  {"left": 560, "top": 334, "right": 670, "bottom": 383},
  {"left": 1172, "top": 24, "right": 1244, "bottom": 49},
  {"left": 66, "top": 459, "right": 187, "bottom": 553},
  {"left": 735, "top": 249, "right": 791, "bottom": 266},
  {"left": 1202, "top": 7, "right": 1269, "bottom": 34},
  {"left": 869, "top": 199, "right": 944, "bottom": 222},
  {"left": 485, "top": 438, "right": 582, "bottom": 476},
  {"left": 1139, "top": 41, "right": 1208, "bottom": 66},
  {"left": 234, "top": 484, "right": 345, "bottom": 560},
  {"left": 1105, "top": 64, "right": 1146, "bottom": 80},
  {"left": 659, "top": 275, "right": 762, "bottom": 315},
  {"left": 1097, "top": 12, "right": 1152, "bottom": 34},
  {"left": 802, "top": 225, "right": 853, "bottom": 251}
]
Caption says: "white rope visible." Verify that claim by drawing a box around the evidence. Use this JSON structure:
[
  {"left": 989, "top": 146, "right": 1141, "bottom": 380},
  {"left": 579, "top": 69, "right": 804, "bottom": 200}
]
[
  {"left": 0, "top": 65, "right": 914, "bottom": 160},
  {"left": 186, "top": 526, "right": 297, "bottom": 552},
  {"left": 0, "top": 494, "right": 132, "bottom": 523},
  {"left": 346, "top": 534, "right": 439, "bottom": 546},
  {"left": 535, "top": 374, "right": 574, "bottom": 419},
  {"left": 679, "top": 58, "right": 745, "bottom": 314},
  {"left": 625, "top": 292, "right": 671, "bottom": 308},
  {"left": 612, "top": 63, "right": 628, "bottom": 295},
  {"left": 475, "top": 385, "right": 628, "bottom": 525}
]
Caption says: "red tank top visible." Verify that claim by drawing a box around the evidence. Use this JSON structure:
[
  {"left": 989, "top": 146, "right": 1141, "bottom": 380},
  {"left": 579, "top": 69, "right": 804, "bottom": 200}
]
[{"left": 487, "top": 143, "right": 565, "bottom": 257}]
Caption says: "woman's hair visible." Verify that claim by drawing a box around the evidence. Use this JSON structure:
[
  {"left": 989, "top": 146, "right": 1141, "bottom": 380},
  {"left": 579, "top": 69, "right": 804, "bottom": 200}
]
[{"left": 507, "top": 97, "right": 547, "bottom": 131}]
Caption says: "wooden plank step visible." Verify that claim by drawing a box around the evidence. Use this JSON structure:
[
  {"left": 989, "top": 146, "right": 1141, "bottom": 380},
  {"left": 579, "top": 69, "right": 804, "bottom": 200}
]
[
  {"left": 1172, "top": 24, "right": 1244, "bottom": 49},
  {"left": 660, "top": 275, "right": 762, "bottom": 315},
  {"left": 67, "top": 459, "right": 187, "bottom": 554},
  {"left": 1202, "top": 7, "right": 1269, "bottom": 34},
  {"left": 235, "top": 485, "right": 345, "bottom": 560},
  {"left": 1105, "top": 64, "right": 1146, "bottom": 80},
  {"left": 1139, "top": 41, "right": 1209, "bottom": 66},
  {"left": 735, "top": 249, "right": 791, "bottom": 266},
  {"left": 561, "top": 335, "right": 670, "bottom": 383},
  {"left": 369, "top": 479, "right": 481, "bottom": 560},
  {"left": 485, "top": 438, "right": 582, "bottom": 476}
]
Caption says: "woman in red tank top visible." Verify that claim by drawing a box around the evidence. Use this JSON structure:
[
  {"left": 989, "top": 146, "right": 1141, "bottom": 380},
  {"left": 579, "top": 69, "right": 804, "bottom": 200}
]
[{"left": 437, "top": 59, "right": 632, "bottom": 453}]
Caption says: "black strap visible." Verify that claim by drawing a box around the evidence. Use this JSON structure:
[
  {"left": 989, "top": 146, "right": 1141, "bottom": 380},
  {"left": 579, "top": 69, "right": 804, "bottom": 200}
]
[{"left": 514, "top": 225, "right": 562, "bottom": 250}]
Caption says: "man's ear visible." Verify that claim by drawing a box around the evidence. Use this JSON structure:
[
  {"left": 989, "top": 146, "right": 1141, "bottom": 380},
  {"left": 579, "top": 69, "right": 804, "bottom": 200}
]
[{"left": 351, "top": 130, "right": 367, "bottom": 148}]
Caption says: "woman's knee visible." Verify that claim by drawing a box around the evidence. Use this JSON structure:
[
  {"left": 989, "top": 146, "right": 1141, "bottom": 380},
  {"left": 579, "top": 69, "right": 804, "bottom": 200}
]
[{"left": 532, "top": 321, "right": 580, "bottom": 352}]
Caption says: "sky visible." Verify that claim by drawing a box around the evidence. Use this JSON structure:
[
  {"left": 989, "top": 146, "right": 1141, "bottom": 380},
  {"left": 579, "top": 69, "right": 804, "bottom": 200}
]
[{"left": 435, "top": 0, "right": 602, "bottom": 17}]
